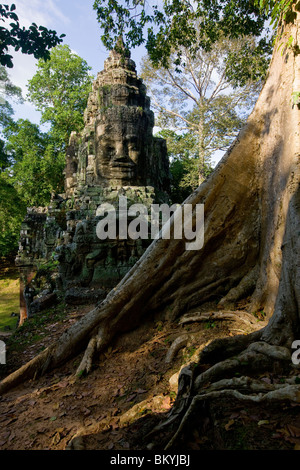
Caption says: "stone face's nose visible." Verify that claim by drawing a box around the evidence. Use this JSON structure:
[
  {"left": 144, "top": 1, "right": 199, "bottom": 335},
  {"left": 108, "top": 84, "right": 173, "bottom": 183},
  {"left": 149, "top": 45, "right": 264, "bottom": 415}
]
[
  {"left": 115, "top": 141, "right": 125, "bottom": 160},
  {"left": 112, "top": 142, "right": 135, "bottom": 167}
]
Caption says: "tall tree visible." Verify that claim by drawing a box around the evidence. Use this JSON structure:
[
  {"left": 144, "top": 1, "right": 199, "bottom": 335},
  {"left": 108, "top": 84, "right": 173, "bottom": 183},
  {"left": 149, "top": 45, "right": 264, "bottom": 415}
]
[
  {"left": 1, "top": 1, "right": 300, "bottom": 451},
  {"left": 0, "top": 173, "right": 26, "bottom": 257},
  {"left": 3, "top": 119, "right": 65, "bottom": 206},
  {"left": 0, "top": 117, "right": 65, "bottom": 257},
  {"left": 141, "top": 34, "right": 271, "bottom": 186},
  {"left": 0, "top": 64, "right": 23, "bottom": 170},
  {"left": 0, "top": 65, "right": 25, "bottom": 257},
  {"left": 27, "top": 44, "right": 93, "bottom": 148},
  {"left": 156, "top": 129, "right": 213, "bottom": 201}
]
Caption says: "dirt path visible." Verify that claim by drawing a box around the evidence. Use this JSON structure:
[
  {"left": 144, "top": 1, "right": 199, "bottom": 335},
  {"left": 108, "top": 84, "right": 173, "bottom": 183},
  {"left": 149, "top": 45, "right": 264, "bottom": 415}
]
[{"left": 0, "top": 302, "right": 299, "bottom": 450}]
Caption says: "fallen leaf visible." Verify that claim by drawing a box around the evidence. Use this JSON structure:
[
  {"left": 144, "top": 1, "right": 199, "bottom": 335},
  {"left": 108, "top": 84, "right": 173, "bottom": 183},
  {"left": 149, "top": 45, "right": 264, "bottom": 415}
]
[
  {"left": 287, "top": 425, "right": 300, "bottom": 437},
  {"left": 111, "top": 408, "right": 120, "bottom": 416},
  {"left": 83, "top": 408, "right": 91, "bottom": 416},
  {"left": 126, "top": 394, "right": 137, "bottom": 402},
  {"left": 52, "top": 432, "right": 61, "bottom": 445},
  {"left": 225, "top": 419, "right": 235, "bottom": 431},
  {"left": 8, "top": 431, "right": 15, "bottom": 442},
  {"left": 57, "top": 381, "right": 69, "bottom": 389},
  {"left": 258, "top": 420, "right": 269, "bottom": 426},
  {"left": 277, "top": 427, "right": 290, "bottom": 437},
  {"left": 261, "top": 377, "right": 272, "bottom": 384},
  {"left": 161, "top": 397, "right": 171, "bottom": 410},
  {"left": 28, "top": 400, "right": 37, "bottom": 406}
]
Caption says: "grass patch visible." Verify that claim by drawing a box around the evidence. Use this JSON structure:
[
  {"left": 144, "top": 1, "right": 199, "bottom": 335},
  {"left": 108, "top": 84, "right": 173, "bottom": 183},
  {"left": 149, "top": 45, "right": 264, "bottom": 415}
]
[
  {"left": 7, "top": 302, "right": 67, "bottom": 352},
  {"left": 0, "top": 276, "right": 20, "bottom": 332}
]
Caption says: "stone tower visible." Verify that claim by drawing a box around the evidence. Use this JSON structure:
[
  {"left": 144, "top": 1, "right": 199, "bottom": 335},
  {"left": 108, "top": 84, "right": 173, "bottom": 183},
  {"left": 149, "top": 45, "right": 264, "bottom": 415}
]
[
  {"left": 65, "top": 45, "right": 169, "bottom": 194},
  {"left": 16, "top": 47, "right": 170, "bottom": 320}
]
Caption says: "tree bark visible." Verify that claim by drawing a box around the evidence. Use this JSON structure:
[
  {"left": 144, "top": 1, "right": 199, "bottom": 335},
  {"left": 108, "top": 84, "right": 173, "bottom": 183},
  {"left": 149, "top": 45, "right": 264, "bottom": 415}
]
[
  {"left": 197, "top": 105, "right": 206, "bottom": 184},
  {"left": 0, "top": 13, "right": 299, "bottom": 397}
]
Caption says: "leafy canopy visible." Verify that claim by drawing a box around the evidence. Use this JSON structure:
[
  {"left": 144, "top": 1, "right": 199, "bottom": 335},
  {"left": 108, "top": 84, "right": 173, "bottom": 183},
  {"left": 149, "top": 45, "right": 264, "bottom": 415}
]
[
  {"left": 0, "top": 3, "right": 65, "bottom": 68},
  {"left": 93, "top": 0, "right": 271, "bottom": 66},
  {"left": 157, "top": 129, "right": 214, "bottom": 202},
  {"left": 256, "top": 0, "right": 300, "bottom": 27},
  {"left": 0, "top": 172, "right": 26, "bottom": 257},
  {"left": 27, "top": 45, "right": 93, "bottom": 148},
  {"left": 94, "top": 0, "right": 300, "bottom": 70},
  {"left": 0, "top": 65, "right": 23, "bottom": 170},
  {"left": 3, "top": 119, "right": 65, "bottom": 206}
]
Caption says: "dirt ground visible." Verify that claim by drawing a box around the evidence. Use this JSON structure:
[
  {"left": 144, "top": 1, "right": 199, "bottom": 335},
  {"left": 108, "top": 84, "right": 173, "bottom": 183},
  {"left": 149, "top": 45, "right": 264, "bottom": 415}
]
[{"left": 0, "top": 298, "right": 300, "bottom": 451}]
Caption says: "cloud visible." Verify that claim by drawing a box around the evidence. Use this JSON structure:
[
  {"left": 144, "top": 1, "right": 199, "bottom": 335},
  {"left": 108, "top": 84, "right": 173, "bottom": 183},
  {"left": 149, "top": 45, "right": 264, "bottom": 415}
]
[
  {"left": 3, "top": 0, "right": 70, "bottom": 121},
  {"left": 8, "top": 0, "right": 70, "bottom": 28}
]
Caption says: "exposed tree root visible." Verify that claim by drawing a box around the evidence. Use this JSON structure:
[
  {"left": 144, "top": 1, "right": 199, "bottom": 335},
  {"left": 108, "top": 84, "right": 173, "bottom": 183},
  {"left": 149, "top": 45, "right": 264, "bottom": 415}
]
[
  {"left": 179, "top": 310, "right": 264, "bottom": 330},
  {"left": 164, "top": 381, "right": 300, "bottom": 449},
  {"left": 147, "top": 336, "right": 299, "bottom": 449},
  {"left": 75, "top": 326, "right": 111, "bottom": 376},
  {"left": 165, "top": 335, "right": 189, "bottom": 364},
  {"left": 217, "top": 265, "right": 260, "bottom": 308}
]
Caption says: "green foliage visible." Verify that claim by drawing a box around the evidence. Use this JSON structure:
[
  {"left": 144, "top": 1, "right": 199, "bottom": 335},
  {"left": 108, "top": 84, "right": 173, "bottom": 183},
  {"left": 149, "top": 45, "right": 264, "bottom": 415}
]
[
  {"left": 3, "top": 119, "right": 65, "bottom": 206},
  {"left": 157, "top": 130, "right": 213, "bottom": 202},
  {"left": 292, "top": 91, "right": 300, "bottom": 105},
  {"left": 170, "top": 153, "right": 214, "bottom": 202},
  {"left": 0, "top": 3, "right": 65, "bottom": 68},
  {"left": 0, "top": 65, "right": 23, "bottom": 118},
  {"left": 7, "top": 302, "right": 66, "bottom": 351},
  {"left": 27, "top": 44, "right": 93, "bottom": 147},
  {"left": 0, "top": 273, "right": 19, "bottom": 332},
  {"left": 93, "top": 0, "right": 270, "bottom": 67},
  {"left": 0, "top": 65, "right": 23, "bottom": 170},
  {"left": 225, "top": 37, "right": 273, "bottom": 88},
  {"left": 254, "top": 0, "right": 299, "bottom": 27},
  {"left": 0, "top": 173, "right": 26, "bottom": 256},
  {"left": 93, "top": 0, "right": 156, "bottom": 51}
]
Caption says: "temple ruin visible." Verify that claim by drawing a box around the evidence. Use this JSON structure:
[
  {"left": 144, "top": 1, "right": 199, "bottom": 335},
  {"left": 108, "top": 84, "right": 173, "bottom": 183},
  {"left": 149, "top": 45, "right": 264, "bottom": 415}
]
[{"left": 16, "top": 46, "right": 170, "bottom": 323}]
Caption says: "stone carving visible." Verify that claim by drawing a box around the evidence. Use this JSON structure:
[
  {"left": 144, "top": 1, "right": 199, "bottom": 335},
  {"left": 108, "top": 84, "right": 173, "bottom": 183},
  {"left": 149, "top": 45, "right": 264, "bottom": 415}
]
[{"left": 16, "top": 45, "right": 171, "bottom": 320}]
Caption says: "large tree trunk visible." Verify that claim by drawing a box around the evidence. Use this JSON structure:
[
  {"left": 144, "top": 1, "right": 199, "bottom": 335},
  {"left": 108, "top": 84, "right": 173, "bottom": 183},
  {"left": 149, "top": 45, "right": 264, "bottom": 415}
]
[{"left": 0, "top": 12, "right": 299, "bottom": 408}]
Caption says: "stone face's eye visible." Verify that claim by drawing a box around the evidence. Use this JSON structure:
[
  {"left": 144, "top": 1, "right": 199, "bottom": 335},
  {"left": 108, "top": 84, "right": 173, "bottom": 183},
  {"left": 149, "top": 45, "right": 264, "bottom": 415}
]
[
  {"left": 127, "top": 137, "right": 139, "bottom": 154},
  {"left": 101, "top": 143, "right": 115, "bottom": 160},
  {"left": 128, "top": 143, "right": 137, "bottom": 152},
  {"left": 128, "top": 145, "right": 139, "bottom": 163},
  {"left": 106, "top": 146, "right": 115, "bottom": 156}
]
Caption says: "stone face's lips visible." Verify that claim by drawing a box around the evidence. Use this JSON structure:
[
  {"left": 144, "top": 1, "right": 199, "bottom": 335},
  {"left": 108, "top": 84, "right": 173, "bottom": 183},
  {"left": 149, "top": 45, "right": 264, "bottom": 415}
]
[{"left": 111, "top": 159, "right": 135, "bottom": 167}]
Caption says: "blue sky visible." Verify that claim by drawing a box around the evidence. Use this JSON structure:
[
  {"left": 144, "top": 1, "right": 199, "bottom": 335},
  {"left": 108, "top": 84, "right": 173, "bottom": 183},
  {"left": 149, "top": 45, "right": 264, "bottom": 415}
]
[{"left": 6, "top": 0, "right": 146, "bottom": 124}]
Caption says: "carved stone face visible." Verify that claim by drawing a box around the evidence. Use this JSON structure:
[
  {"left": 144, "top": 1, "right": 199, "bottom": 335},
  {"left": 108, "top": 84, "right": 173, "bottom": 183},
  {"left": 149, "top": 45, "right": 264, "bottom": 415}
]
[{"left": 95, "top": 108, "right": 151, "bottom": 186}]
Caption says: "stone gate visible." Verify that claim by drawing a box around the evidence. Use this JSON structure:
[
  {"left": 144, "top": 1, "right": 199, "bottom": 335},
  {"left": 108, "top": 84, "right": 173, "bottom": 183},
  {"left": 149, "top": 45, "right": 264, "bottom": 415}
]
[{"left": 16, "top": 45, "right": 170, "bottom": 322}]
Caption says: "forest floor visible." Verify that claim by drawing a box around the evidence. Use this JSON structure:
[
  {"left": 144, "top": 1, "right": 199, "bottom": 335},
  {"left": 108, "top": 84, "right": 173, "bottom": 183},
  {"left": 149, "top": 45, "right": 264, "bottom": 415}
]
[{"left": 0, "top": 273, "right": 300, "bottom": 451}]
